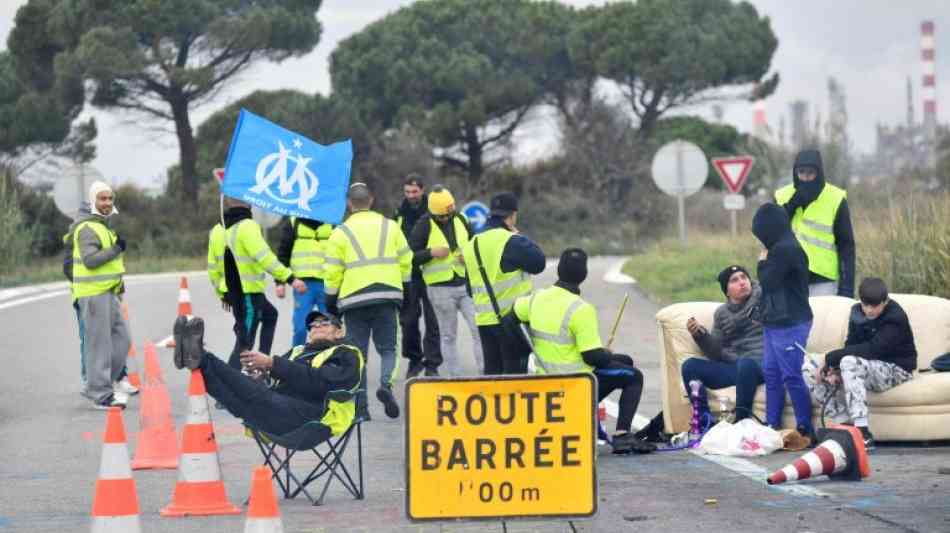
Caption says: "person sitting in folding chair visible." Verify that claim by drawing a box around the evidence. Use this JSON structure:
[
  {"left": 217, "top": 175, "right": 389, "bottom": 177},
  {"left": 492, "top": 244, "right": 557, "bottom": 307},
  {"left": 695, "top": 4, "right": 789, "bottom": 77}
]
[{"left": 172, "top": 310, "right": 363, "bottom": 440}]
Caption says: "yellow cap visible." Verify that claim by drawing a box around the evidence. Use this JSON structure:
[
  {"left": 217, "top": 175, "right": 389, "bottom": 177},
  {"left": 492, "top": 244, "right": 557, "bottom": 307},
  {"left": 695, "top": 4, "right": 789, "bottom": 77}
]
[{"left": 428, "top": 187, "right": 456, "bottom": 216}]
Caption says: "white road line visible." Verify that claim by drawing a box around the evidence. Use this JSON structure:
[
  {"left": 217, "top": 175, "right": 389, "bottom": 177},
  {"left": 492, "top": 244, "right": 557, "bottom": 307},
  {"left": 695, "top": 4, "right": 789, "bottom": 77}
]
[
  {"left": 0, "top": 271, "right": 204, "bottom": 311},
  {"left": 0, "top": 289, "right": 70, "bottom": 311},
  {"left": 603, "top": 258, "right": 636, "bottom": 284},
  {"left": 603, "top": 398, "right": 650, "bottom": 431},
  {"left": 689, "top": 449, "right": 832, "bottom": 498}
]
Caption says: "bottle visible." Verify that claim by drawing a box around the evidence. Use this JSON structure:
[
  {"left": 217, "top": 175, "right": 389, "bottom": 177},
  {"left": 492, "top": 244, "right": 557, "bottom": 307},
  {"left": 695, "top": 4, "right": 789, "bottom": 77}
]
[{"left": 688, "top": 380, "right": 702, "bottom": 441}]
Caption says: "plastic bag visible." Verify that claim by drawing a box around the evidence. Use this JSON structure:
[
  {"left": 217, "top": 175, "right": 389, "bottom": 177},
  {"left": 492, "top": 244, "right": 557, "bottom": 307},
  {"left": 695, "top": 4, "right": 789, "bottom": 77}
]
[{"left": 697, "top": 418, "right": 783, "bottom": 456}]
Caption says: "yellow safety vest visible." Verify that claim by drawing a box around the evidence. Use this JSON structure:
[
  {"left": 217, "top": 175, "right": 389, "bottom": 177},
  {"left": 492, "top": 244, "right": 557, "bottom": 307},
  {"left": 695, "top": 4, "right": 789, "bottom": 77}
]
[
  {"left": 462, "top": 227, "right": 532, "bottom": 326},
  {"left": 277, "top": 344, "right": 364, "bottom": 436},
  {"left": 421, "top": 216, "right": 469, "bottom": 286},
  {"left": 225, "top": 218, "right": 292, "bottom": 293},
  {"left": 71, "top": 220, "right": 125, "bottom": 299},
  {"left": 775, "top": 183, "right": 846, "bottom": 280},
  {"left": 290, "top": 218, "right": 333, "bottom": 280},
  {"left": 207, "top": 224, "right": 227, "bottom": 298},
  {"left": 323, "top": 210, "right": 412, "bottom": 311},
  {"left": 514, "top": 286, "right": 596, "bottom": 375}
]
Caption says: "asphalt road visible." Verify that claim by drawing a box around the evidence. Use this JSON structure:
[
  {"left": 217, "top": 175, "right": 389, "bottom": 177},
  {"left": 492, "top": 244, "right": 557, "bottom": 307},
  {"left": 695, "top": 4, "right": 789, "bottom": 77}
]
[{"left": 0, "top": 258, "right": 948, "bottom": 532}]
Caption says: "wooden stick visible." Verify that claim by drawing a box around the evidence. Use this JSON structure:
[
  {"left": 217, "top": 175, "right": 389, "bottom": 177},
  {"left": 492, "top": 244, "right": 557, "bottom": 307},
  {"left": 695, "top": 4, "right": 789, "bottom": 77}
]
[{"left": 606, "top": 293, "right": 629, "bottom": 351}]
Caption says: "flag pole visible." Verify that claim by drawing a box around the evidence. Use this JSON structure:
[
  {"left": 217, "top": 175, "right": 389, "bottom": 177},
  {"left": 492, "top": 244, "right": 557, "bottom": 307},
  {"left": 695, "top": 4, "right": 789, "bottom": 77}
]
[{"left": 606, "top": 293, "right": 629, "bottom": 351}]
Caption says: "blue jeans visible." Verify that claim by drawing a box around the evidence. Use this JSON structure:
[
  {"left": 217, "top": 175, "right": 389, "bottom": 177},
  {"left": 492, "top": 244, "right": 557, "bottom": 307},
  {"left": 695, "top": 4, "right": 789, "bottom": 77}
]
[
  {"left": 762, "top": 321, "right": 813, "bottom": 431},
  {"left": 292, "top": 279, "right": 327, "bottom": 346},
  {"left": 681, "top": 357, "right": 764, "bottom": 421}
]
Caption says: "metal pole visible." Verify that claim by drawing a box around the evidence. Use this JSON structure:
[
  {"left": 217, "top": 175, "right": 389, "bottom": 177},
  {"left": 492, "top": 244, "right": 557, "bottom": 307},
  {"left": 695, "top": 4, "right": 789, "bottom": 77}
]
[
  {"left": 730, "top": 209, "right": 737, "bottom": 239},
  {"left": 675, "top": 142, "right": 687, "bottom": 244}
]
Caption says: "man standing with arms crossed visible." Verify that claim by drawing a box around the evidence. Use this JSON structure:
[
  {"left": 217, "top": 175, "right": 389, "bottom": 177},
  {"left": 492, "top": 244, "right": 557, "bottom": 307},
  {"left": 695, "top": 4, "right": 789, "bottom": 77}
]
[
  {"left": 462, "top": 192, "right": 545, "bottom": 375},
  {"left": 73, "top": 181, "right": 130, "bottom": 409},
  {"left": 395, "top": 175, "right": 442, "bottom": 378},
  {"left": 324, "top": 182, "right": 413, "bottom": 419}
]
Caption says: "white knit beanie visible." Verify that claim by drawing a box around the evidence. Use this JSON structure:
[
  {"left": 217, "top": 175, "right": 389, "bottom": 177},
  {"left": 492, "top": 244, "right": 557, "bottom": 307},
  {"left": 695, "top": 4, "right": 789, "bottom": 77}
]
[{"left": 88, "top": 180, "right": 118, "bottom": 216}]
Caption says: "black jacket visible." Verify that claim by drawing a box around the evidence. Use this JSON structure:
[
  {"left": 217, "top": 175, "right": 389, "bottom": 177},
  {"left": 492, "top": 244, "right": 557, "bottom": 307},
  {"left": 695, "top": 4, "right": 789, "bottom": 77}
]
[
  {"left": 276, "top": 217, "right": 328, "bottom": 282},
  {"left": 784, "top": 150, "right": 856, "bottom": 297},
  {"left": 270, "top": 340, "right": 362, "bottom": 408},
  {"left": 395, "top": 198, "right": 429, "bottom": 280},
  {"left": 484, "top": 217, "right": 546, "bottom": 275},
  {"left": 222, "top": 207, "right": 253, "bottom": 303},
  {"left": 825, "top": 300, "right": 917, "bottom": 373},
  {"left": 409, "top": 212, "right": 472, "bottom": 287},
  {"left": 752, "top": 203, "right": 813, "bottom": 327}
]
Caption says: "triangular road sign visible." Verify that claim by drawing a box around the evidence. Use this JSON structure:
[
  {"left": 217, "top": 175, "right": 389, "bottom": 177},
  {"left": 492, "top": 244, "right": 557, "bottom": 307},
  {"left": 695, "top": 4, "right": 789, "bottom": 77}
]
[
  {"left": 712, "top": 156, "right": 754, "bottom": 194},
  {"left": 213, "top": 168, "right": 225, "bottom": 183}
]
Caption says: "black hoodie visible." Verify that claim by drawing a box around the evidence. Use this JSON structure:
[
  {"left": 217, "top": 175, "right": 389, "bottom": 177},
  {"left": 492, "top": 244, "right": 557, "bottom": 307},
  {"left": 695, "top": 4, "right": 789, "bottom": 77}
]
[
  {"left": 752, "top": 203, "right": 813, "bottom": 327},
  {"left": 395, "top": 197, "right": 429, "bottom": 280},
  {"left": 784, "top": 149, "right": 856, "bottom": 297},
  {"left": 222, "top": 207, "right": 253, "bottom": 303},
  {"left": 824, "top": 300, "right": 917, "bottom": 373}
]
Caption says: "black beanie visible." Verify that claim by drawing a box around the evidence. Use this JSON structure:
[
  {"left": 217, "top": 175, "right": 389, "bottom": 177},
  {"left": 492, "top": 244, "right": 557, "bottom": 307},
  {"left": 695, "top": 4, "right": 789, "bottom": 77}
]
[
  {"left": 718, "top": 265, "right": 749, "bottom": 295},
  {"left": 558, "top": 248, "right": 588, "bottom": 284}
]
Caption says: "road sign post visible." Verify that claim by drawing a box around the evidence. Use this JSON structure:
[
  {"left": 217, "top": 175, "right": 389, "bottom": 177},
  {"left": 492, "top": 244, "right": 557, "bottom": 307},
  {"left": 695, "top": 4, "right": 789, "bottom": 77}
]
[
  {"left": 405, "top": 374, "right": 596, "bottom": 522},
  {"left": 711, "top": 156, "right": 755, "bottom": 238},
  {"left": 651, "top": 140, "right": 709, "bottom": 245}
]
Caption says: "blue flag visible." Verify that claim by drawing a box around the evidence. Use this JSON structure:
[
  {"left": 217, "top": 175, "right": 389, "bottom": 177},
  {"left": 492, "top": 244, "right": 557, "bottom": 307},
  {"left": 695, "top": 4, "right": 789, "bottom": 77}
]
[{"left": 222, "top": 109, "right": 353, "bottom": 224}]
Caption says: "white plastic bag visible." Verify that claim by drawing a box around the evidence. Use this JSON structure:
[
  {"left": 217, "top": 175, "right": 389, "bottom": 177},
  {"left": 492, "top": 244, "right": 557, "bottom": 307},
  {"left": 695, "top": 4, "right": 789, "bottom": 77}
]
[{"left": 697, "top": 418, "right": 783, "bottom": 456}]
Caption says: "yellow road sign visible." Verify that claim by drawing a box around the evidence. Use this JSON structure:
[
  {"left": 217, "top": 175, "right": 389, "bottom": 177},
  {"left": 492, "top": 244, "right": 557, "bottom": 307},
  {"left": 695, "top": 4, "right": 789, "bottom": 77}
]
[{"left": 405, "top": 374, "right": 597, "bottom": 521}]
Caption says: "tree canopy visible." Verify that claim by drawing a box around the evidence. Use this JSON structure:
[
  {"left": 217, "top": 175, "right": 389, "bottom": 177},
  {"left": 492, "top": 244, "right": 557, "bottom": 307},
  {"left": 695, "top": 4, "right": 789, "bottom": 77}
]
[
  {"left": 8, "top": 0, "right": 324, "bottom": 204},
  {"left": 330, "top": 0, "right": 575, "bottom": 181}
]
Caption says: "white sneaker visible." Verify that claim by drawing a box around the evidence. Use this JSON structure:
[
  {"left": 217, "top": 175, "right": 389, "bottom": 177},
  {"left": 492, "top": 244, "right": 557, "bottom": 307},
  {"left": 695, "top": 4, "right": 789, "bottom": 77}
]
[
  {"left": 92, "top": 393, "right": 127, "bottom": 410},
  {"left": 116, "top": 377, "right": 139, "bottom": 396},
  {"left": 113, "top": 389, "right": 130, "bottom": 405}
]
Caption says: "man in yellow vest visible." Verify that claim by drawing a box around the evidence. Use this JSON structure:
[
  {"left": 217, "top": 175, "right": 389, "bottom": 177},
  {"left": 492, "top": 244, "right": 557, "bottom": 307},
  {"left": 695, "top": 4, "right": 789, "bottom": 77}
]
[
  {"left": 276, "top": 216, "right": 333, "bottom": 346},
  {"left": 171, "top": 310, "right": 363, "bottom": 438},
  {"left": 72, "top": 181, "right": 131, "bottom": 410},
  {"left": 222, "top": 197, "right": 306, "bottom": 370},
  {"left": 409, "top": 186, "right": 481, "bottom": 376},
  {"left": 513, "top": 249, "right": 655, "bottom": 454},
  {"left": 774, "top": 149, "right": 855, "bottom": 297},
  {"left": 462, "top": 192, "right": 545, "bottom": 375},
  {"left": 324, "top": 182, "right": 412, "bottom": 420}
]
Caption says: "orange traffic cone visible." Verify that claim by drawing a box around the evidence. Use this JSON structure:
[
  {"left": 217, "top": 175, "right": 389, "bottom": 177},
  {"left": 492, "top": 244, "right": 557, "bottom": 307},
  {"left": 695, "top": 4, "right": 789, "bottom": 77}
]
[
  {"left": 177, "top": 277, "right": 193, "bottom": 317},
  {"left": 161, "top": 369, "right": 241, "bottom": 517},
  {"left": 126, "top": 343, "right": 142, "bottom": 388},
  {"left": 244, "top": 466, "right": 284, "bottom": 533},
  {"left": 91, "top": 407, "right": 142, "bottom": 532},
  {"left": 767, "top": 425, "right": 871, "bottom": 485},
  {"left": 131, "top": 342, "right": 178, "bottom": 470}
]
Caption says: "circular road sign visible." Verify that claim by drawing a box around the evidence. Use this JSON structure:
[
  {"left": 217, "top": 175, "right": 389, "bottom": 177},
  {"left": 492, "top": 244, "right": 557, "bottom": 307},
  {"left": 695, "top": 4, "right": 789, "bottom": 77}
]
[
  {"left": 461, "top": 201, "right": 490, "bottom": 233},
  {"left": 650, "top": 140, "right": 708, "bottom": 198},
  {"left": 53, "top": 164, "right": 105, "bottom": 220}
]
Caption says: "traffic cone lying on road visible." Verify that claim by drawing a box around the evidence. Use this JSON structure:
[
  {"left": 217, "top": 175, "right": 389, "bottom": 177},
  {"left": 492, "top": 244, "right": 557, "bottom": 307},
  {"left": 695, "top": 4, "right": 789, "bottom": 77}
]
[
  {"left": 131, "top": 342, "right": 178, "bottom": 470},
  {"left": 91, "top": 407, "right": 141, "bottom": 532},
  {"left": 161, "top": 369, "right": 241, "bottom": 517},
  {"left": 244, "top": 466, "right": 284, "bottom": 533},
  {"left": 767, "top": 425, "right": 870, "bottom": 485}
]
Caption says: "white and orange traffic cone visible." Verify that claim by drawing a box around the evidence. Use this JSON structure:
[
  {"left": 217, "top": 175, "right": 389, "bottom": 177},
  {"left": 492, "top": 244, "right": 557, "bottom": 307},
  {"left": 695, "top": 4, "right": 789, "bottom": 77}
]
[
  {"left": 131, "top": 342, "right": 178, "bottom": 470},
  {"left": 161, "top": 369, "right": 241, "bottom": 517},
  {"left": 90, "top": 407, "right": 141, "bottom": 532},
  {"left": 244, "top": 466, "right": 284, "bottom": 533},
  {"left": 177, "top": 277, "right": 193, "bottom": 317},
  {"left": 767, "top": 425, "right": 870, "bottom": 485},
  {"left": 126, "top": 343, "right": 142, "bottom": 389}
]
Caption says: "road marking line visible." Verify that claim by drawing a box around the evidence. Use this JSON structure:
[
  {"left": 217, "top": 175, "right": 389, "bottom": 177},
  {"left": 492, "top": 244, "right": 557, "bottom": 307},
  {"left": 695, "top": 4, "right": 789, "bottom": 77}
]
[
  {"left": 603, "top": 258, "right": 636, "bottom": 284},
  {"left": 689, "top": 449, "right": 832, "bottom": 498},
  {"left": 603, "top": 399, "right": 650, "bottom": 431},
  {"left": 0, "top": 271, "right": 204, "bottom": 311},
  {"left": 157, "top": 335, "right": 174, "bottom": 348},
  {"left": 0, "top": 290, "right": 69, "bottom": 311}
]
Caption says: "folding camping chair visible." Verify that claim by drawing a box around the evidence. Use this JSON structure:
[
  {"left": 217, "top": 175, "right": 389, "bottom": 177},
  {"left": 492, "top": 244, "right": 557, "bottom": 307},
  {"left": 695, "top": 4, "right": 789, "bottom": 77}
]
[{"left": 246, "top": 408, "right": 366, "bottom": 506}]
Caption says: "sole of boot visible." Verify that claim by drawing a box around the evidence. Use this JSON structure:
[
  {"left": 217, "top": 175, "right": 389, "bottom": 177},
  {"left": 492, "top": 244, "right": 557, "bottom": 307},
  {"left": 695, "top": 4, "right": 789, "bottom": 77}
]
[
  {"left": 183, "top": 317, "right": 205, "bottom": 370},
  {"left": 376, "top": 388, "right": 400, "bottom": 419},
  {"left": 172, "top": 315, "right": 188, "bottom": 369}
]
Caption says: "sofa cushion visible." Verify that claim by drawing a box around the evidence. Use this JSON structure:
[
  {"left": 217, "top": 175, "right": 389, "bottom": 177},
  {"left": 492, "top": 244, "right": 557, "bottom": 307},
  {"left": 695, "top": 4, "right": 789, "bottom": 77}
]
[{"left": 888, "top": 294, "right": 950, "bottom": 369}]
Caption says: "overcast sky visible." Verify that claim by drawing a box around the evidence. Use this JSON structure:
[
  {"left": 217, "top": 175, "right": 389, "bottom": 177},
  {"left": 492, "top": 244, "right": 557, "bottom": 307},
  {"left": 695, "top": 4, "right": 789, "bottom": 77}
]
[{"left": 2, "top": 0, "right": 948, "bottom": 187}]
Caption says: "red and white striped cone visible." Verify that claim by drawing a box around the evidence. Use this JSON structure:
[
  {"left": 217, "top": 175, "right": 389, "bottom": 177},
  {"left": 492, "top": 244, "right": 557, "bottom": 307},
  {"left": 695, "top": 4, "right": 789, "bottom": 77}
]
[
  {"left": 177, "top": 277, "right": 193, "bottom": 317},
  {"left": 244, "top": 466, "right": 284, "bottom": 533},
  {"left": 90, "top": 407, "right": 141, "bottom": 532},
  {"left": 767, "top": 425, "right": 870, "bottom": 485},
  {"left": 160, "top": 369, "right": 240, "bottom": 517}
]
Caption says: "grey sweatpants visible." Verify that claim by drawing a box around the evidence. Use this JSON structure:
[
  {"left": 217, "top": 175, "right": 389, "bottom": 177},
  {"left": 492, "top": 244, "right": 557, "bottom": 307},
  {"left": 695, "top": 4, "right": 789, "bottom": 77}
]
[
  {"left": 428, "top": 284, "right": 483, "bottom": 375},
  {"left": 78, "top": 292, "right": 131, "bottom": 403},
  {"left": 803, "top": 353, "right": 912, "bottom": 426}
]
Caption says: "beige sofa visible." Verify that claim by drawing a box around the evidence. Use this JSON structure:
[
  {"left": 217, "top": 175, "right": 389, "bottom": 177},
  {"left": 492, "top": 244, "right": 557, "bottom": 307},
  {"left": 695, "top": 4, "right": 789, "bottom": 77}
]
[{"left": 656, "top": 294, "right": 950, "bottom": 441}]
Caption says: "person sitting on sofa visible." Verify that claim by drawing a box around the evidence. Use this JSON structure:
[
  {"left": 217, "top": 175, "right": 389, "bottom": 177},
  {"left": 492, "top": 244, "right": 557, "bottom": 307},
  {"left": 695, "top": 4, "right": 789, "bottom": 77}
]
[
  {"left": 802, "top": 277, "right": 917, "bottom": 450},
  {"left": 682, "top": 265, "right": 765, "bottom": 426}
]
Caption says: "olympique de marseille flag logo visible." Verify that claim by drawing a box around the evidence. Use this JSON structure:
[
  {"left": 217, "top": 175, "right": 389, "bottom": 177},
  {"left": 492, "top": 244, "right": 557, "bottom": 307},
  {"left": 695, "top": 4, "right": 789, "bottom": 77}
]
[{"left": 222, "top": 109, "right": 353, "bottom": 224}]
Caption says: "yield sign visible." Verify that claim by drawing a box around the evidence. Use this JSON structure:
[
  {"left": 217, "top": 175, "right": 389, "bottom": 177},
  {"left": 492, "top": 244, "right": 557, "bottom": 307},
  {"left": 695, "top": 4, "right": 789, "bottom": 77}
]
[
  {"left": 213, "top": 167, "right": 225, "bottom": 183},
  {"left": 711, "top": 156, "right": 754, "bottom": 194}
]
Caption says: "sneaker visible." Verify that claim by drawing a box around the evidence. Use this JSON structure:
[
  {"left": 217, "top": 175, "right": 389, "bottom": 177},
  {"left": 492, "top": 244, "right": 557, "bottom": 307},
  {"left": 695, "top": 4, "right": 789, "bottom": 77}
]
[
  {"left": 174, "top": 316, "right": 205, "bottom": 370},
  {"left": 93, "top": 393, "right": 127, "bottom": 410},
  {"left": 376, "top": 387, "right": 400, "bottom": 419},
  {"left": 406, "top": 361, "right": 424, "bottom": 379},
  {"left": 611, "top": 432, "right": 657, "bottom": 455},
  {"left": 116, "top": 377, "right": 139, "bottom": 396}
]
